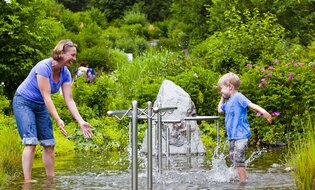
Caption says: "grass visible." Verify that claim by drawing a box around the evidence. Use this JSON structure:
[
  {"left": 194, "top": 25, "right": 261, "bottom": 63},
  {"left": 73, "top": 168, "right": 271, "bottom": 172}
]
[
  {"left": 286, "top": 118, "right": 315, "bottom": 190},
  {"left": 0, "top": 126, "right": 23, "bottom": 188}
]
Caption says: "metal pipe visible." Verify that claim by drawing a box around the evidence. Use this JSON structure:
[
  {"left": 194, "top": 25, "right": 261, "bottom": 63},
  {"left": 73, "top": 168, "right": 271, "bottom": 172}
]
[
  {"left": 184, "top": 116, "right": 220, "bottom": 156},
  {"left": 147, "top": 101, "right": 153, "bottom": 190},
  {"left": 157, "top": 111, "right": 162, "bottom": 174},
  {"left": 129, "top": 120, "right": 132, "bottom": 169},
  {"left": 216, "top": 121, "right": 220, "bottom": 152},
  {"left": 187, "top": 122, "right": 191, "bottom": 157},
  {"left": 131, "top": 101, "right": 138, "bottom": 190},
  {"left": 153, "top": 106, "right": 177, "bottom": 113},
  {"left": 166, "top": 126, "right": 170, "bottom": 168}
]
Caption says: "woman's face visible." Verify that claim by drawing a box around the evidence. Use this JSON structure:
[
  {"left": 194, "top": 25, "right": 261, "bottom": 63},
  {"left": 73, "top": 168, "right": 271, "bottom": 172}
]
[{"left": 62, "top": 47, "right": 77, "bottom": 66}]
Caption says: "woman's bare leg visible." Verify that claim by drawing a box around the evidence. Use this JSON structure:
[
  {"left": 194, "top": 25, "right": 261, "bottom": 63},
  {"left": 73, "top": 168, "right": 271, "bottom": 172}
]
[
  {"left": 42, "top": 146, "right": 55, "bottom": 177},
  {"left": 22, "top": 145, "right": 36, "bottom": 181}
]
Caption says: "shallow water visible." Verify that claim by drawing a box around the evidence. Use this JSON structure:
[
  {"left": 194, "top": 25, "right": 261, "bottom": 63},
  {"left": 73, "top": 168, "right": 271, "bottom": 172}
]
[{"left": 8, "top": 147, "right": 295, "bottom": 190}]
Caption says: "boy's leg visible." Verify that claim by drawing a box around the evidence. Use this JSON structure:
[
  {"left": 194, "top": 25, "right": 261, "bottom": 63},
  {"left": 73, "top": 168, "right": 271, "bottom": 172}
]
[
  {"left": 42, "top": 146, "right": 55, "bottom": 177},
  {"left": 22, "top": 145, "right": 36, "bottom": 181},
  {"left": 237, "top": 166, "right": 247, "bottom": 183},
  {"left": 234, "top": 139, "right": 248, "bottom": 183}
]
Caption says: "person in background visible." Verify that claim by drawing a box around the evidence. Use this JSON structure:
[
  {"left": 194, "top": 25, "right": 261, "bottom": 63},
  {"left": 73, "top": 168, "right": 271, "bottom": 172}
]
[
  {"left": 12, "top": 39, "right": 93, "bottom": 182},
  {"left": 217, "top": 72, "right": 272, "bottom": 184},
  {"left": 73, "top": 61, "right": 95, "bottom": 83}
]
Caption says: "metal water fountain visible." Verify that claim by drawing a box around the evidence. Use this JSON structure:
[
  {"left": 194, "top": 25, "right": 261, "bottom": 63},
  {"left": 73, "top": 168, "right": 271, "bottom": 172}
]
[{"left": 107, "top": 100, "right": 220, "bottom": 190}]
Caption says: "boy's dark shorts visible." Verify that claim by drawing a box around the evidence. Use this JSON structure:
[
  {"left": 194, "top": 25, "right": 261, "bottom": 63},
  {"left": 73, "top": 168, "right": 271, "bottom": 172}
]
[{"left": 228, "top": 138, "right": 248, "bottom": 167}]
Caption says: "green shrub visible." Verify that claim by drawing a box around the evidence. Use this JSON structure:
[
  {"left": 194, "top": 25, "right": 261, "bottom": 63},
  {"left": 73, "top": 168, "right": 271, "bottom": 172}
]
[
  {"left": 192, "top": 9, "right": 287, "bottom": 73},
  {"left": 241, "top": 59, "right": 315, "bottom": 144},
  {"left": 170, "top": 66, "right": 220, "bottom": 116},
  {"left": 123, "top": 11, "right": 148, "bottom": 26}
]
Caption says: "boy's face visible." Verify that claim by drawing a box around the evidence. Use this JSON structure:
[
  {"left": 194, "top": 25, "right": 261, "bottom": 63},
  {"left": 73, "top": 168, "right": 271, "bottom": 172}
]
[{"left": 220, "top": 84, "right": 233, "bottom": 98}]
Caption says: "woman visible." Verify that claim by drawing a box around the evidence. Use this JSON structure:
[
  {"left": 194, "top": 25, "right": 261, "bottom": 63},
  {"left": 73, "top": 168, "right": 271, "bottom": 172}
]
[{"left": 13, "top": 39, "right": 93, "bottom": 181}]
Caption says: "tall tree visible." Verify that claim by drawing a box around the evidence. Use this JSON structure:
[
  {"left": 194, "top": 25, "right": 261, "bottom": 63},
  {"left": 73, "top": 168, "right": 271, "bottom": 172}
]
[{"left": 0, "top": 0, "right": 65, "bottom": 98}]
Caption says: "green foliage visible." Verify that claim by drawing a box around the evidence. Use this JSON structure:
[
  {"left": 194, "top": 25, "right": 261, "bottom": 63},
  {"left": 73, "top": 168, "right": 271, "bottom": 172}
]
[
  {"left": 305, "top": 39, "right": 315, "bottom": 63},
  {"left": 286, "top": 116, "right": 315, "bottom": 190},
  {"left": 72, "top": 73, "right": 113, "bottom": 116},
  {"left": 68, "top": 116, "right": 129, "bottom": 153},
  {"left": 169, "top": 0, "right": 210, "bottom": 45},
  {"left": 144, "top": 24, "right": 163, "bottom": 40},
  {"left": 0, "top": 126, "right": 23, "bottom": 187},
  {"left": 199, "top": 121, "right": 226, "bottom": 155},
  {"left": 241, "top": 59, "right": 315, "bottom": 144},
  {"left": 170, "top": 66, "right": 220, "bottom": 116},
  {"left": 193, "top": 8, "right": 287, "bottom": 73},
  {"left": 0, "top": 85, "right": 10, "bottom": 115},
  {"left": 53, "top": 124, "right": 76, "bottom": 156},
  {"left": 123, "top": 10, "right": 148, "bottom": 26},
  {"left": 88, "top": 0, "right": 136, "bottom": 22},
  {"left": 207, "top": 0, "right": 315, "bottom": 45}
]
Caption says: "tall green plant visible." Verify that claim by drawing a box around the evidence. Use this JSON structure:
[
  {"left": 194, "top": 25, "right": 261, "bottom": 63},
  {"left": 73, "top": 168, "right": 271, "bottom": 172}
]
[
  {"left": 286, "top": 116, "right": 315, "bottom": 190},
  {"left": 0, "top": 127, "right": 23, "bottom": 187}
]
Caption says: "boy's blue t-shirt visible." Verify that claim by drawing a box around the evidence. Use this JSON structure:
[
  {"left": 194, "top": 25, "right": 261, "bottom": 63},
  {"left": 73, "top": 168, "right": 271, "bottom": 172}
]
[
  {"left": 221, "top": 92, "right": 251, "bottom": 140},
  {"left": 16, "top": 58, "right": 71, "bottom": 104}
]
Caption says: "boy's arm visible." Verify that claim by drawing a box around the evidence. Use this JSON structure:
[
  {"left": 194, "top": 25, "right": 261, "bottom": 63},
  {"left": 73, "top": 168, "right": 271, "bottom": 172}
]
[
  {"left": 218, "top": 96, "right": 225, "bottom": 114},
  {"left": 248, "top": 102, "right": 272, "bottom": 124}
]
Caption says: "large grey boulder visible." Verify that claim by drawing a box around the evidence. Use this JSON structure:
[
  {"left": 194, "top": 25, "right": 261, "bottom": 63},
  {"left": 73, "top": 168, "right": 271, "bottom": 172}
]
[{"left": 141, "top": 80, "right": 206, "bottom": 155}]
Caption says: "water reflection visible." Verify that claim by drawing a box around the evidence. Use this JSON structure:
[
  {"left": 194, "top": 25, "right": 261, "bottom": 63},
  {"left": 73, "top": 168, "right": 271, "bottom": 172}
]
[{"left": 9, "top": 147, "right": 295, "bottom": 190}]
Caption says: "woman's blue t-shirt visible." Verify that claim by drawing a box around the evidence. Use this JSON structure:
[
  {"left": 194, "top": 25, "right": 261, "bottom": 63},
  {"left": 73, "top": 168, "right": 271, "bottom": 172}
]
[
  {"left": 16, "top": 58, "right": 71, "bottom": 104},
  {"left": 221, "top": 92, "right": 251, "bottom": 140}
]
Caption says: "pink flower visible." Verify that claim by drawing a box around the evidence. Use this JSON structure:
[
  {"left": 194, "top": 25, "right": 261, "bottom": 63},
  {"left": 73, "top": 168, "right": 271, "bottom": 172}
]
[
  {"left": 269, "top": 66, "right": 275, "bottom": 70},
  {"left": 288, "top": 73, "right": 293, "bottom": 81},
  {"left": 274, "top": 59, "right": 279, "bottom": 64},
  {"left": 262, "top": 69, "right": 266, "bottom": 73},
  {"left": 256, "top": 112, "right": 262, "bottom": 116},
  {"left": 267, "top": 73, "right": 272, "bottom": 77},
  {"left": 311, "top": 68, "right": 315, "bottom": 70},
  {"left": 261, "top": 78, "right": 266, "bottom": 82},
  {"left": 259, "top": 83, "right": 264, "bottom": 88},
  {"left": 246, "top": 64, "right": 253, "bottom": 67},
  {"left": 271, "top": 111, "right": 280, "bottom": 116}
]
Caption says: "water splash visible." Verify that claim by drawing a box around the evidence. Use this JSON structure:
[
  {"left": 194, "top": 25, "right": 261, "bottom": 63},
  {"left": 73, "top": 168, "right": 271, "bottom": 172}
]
[
  {"left": 208, "top": 143, "right": 267, "bottom": 183},
  {"left": 245, "top": 147, "right": 267, "bottom": 165},
  {"left": 208, "top": 144, "right": 238, "bottom": 182}
]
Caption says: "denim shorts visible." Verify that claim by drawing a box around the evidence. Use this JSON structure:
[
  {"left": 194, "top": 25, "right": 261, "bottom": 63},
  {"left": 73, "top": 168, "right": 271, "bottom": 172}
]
[
  {"left": 13, "top": 94, "right": 56, "bottom": 146},
  {"left": 228, "top": 138, "right": 248, "bottom": 167}
]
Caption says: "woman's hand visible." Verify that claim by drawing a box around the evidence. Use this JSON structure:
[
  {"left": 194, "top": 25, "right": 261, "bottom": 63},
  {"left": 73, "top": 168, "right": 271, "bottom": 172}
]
[
  {"left": 57, "top": 119, "right": 68, "bottom": 137},
  {"left": 79, "top": 121, "right": 94, "bottom": 138}
]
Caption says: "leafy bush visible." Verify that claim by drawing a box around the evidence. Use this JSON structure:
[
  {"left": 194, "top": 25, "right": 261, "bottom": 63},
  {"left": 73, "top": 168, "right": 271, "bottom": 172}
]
[
  {"left": 192, "top": 8, "right": 287, "bottom": 73},
  {"left": 123, "top": 11, "right": 148, "bottom": 26},
  {"left": 241, "top": 59, "right": 315, "bottom": 143},
  {"left": 170, "top": 66, "right": 220, "bottom": 116}
]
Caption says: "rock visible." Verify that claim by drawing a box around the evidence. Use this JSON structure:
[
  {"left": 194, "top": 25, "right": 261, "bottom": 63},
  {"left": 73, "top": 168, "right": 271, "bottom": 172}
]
[{"left": 140, "top": 80, "right": 205, "bottom": 155}]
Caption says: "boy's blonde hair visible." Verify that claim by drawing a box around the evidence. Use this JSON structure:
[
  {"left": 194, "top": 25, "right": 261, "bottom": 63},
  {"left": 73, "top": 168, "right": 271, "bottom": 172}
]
[{"left": 218, "top": 72, "right": 241, "bottom": 90}]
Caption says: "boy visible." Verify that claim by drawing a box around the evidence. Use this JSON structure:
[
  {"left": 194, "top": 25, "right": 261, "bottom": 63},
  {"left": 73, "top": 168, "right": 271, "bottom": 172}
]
[{"left": 217, "top": 72, "right": 272, "bottom": 184}]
